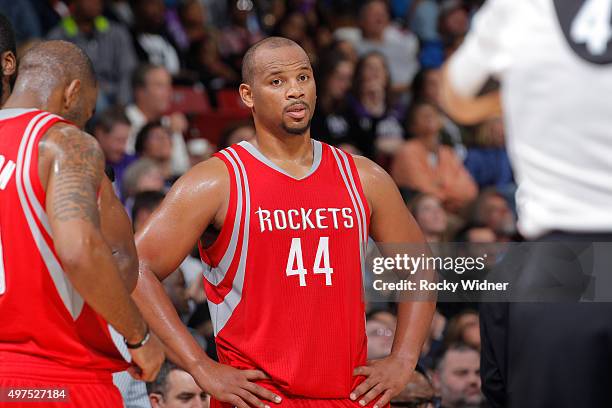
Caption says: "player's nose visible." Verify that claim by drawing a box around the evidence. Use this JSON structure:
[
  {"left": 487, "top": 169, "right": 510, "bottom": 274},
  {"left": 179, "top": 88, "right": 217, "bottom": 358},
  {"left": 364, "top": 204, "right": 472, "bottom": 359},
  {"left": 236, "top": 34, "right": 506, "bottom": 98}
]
[{"left": 286, "top": 80, "right": 305, "bottom": 99}]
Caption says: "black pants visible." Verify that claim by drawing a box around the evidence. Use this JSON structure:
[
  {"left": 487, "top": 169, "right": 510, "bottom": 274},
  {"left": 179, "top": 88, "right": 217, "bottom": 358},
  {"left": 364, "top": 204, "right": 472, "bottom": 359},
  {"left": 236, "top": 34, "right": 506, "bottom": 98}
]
[{"left": 480, "top": 232, "right": 612, "bottom": 408}]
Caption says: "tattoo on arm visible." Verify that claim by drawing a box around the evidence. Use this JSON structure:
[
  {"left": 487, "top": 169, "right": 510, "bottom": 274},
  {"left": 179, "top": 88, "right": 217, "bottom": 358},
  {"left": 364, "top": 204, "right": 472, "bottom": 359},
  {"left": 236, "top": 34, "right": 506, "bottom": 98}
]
[{"left": 49, "top": 129, "right": 104, "bottom": 227}]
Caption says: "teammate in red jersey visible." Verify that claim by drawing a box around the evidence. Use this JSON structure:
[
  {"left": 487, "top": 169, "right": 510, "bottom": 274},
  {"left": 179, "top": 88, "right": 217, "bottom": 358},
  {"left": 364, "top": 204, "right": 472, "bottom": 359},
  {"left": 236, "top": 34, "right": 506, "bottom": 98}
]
[
  {"left": 132, "top": 37, "right": 435, "bottom": 408},
  {"left": 0, "top": 41, "right": 164, "bottom": 407}
]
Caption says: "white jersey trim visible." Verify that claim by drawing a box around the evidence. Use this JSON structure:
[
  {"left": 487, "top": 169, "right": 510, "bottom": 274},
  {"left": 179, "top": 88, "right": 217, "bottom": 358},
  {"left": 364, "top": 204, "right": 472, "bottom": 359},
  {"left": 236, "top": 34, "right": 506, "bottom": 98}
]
[
  {"left": 238, "top": 139, "right": 323, "bottom": 180},
  {"left": 330, "top": 147, "right": 367, "bottom": 273},
  {"left": 15, "top": 112, "right": 84, "bottom": 320},
  {"left": 202, "top": 149, "right": 245, "bottom": 285},
  {"left": 207, "top": 147, "right": 251, "bottom": 336}
]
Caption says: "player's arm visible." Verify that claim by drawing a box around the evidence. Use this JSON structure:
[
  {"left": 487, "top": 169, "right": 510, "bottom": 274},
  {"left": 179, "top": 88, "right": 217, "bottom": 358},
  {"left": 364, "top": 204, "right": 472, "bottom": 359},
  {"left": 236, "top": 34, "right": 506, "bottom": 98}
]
[
  {"left": 98, "top": 175, "right": 139, "bottom": 293},
  {"left": 350, "top": 156, "right": 436, "bottom": 408},
  {"left": 132, "top": 157, "right": 282, "bottom": 408},
  {"left": 439, "top": 0, "right": 509, "bottom": 124},
  {"left": 42, "top": 125, "right": 164, "bottom": 380}
]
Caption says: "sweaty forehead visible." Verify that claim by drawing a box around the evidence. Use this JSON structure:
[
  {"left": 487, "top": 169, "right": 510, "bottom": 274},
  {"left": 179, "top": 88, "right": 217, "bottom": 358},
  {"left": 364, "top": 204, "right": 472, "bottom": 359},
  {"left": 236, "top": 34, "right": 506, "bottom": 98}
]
[{"left": 253, "top": 45, "right": 311, "bottom": 78}]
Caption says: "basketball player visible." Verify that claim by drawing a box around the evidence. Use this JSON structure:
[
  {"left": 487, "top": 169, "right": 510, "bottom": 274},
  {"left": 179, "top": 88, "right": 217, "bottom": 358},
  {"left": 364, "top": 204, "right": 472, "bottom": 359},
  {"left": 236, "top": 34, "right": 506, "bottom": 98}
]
[
  {"left": 0, "top": 13, "right": 17, "bottom": 105},
  {"left": 131, "top": 37, "right": 435, "bottom": 408},
  {"left": 0, "top": 41, "right": 163, "bottom": 406},
  {"left": 441, "top": 0, "right": 612, "bottom": 406}
]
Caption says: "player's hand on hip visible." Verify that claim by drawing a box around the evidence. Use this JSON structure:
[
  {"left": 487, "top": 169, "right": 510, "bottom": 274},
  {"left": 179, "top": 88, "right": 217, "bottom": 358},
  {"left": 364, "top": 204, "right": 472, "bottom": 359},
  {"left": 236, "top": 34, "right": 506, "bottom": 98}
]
[
  {"left": 195, "top": 362, "right": 282, "bottom": 408},
  {"left": 350, "top": 356, "right": 413, "bottom": 408},
  {"left": 127, "top": 332, "right": 165, "bottom": 382}
]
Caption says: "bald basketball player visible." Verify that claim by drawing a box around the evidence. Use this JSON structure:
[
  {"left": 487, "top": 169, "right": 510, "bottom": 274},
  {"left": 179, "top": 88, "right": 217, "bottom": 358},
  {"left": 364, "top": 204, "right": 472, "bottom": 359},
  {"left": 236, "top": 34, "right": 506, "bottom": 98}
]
[
  {"left": 132, "top": 37, "right": 435, "bottom": 408},
  {"left": 0, "top": 41, "right": 163, "bottom": 407},
  {"left": 0, "top": 13, "right": 17, "bottom": 105}
]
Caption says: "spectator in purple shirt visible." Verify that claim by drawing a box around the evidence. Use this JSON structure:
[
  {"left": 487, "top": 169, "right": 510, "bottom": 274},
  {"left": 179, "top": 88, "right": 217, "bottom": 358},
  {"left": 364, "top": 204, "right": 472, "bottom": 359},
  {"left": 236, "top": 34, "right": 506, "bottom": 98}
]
[{"left": 92, "top": 105, "right": 137, "bottom": 198}]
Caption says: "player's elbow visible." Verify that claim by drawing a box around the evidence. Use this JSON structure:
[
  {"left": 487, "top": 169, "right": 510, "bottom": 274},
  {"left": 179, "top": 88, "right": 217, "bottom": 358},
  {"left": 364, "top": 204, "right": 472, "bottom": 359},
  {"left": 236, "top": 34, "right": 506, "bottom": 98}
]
[{"left": 55, "top": 231, "right": 105, "bottom": 276}]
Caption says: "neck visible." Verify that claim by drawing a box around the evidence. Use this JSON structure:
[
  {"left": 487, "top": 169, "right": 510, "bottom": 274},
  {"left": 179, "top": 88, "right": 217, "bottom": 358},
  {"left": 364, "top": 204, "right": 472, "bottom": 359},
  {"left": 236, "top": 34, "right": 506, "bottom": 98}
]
[
  {"left": 419, "top": 133, "right": 439, "bottom": 152},
  {"left": 363, "top": 31, "right": 384, "bottom": 42},
  {"left": 425, "top": 233, "right": 441, "bottom": 243},
  {"left": 3, "top": 89, "right": 51, "bottom": 111},
  {"left": 252, "top": 122, "right": 313, "bottom": 163},
  {"left": 136, "top": 103, "right": 158, "bottom": 122},
  {"left": 75, "top": 15, "right": 96, "bottom": 34}
]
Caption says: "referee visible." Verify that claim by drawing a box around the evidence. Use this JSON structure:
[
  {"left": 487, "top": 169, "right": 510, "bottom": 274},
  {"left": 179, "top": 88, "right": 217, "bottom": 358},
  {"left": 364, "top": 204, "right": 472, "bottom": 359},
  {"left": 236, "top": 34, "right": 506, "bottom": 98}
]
[{"left": 441, "top": 0, "right": 612, "bottom": 407}]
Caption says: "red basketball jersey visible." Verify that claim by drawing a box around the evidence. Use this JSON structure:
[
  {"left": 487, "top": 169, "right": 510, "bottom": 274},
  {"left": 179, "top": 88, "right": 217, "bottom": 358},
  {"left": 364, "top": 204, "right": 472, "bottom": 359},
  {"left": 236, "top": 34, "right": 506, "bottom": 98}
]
[
  {"left": 0, "top": 109, "right": 128, "bottom": 376},
  {"left": 201, "top": 140, "right": 370, "bottom": 398}
]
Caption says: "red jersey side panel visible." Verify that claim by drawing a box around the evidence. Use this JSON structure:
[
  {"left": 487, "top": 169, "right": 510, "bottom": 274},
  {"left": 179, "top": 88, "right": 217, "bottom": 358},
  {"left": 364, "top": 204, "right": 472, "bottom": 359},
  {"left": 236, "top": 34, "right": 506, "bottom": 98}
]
[
  {"left": 0, "top": 109, "right": 128, "bottom": 375},
  {"left": 203, "top": 141, "right": 370, "bottom": 398}
]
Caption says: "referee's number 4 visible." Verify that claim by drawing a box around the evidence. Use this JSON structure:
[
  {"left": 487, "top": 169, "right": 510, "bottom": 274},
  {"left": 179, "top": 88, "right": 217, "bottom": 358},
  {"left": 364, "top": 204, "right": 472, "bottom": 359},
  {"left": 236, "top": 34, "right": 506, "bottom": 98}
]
[
  {"left": 571, "top": 0, "right": 612, "bottom": 55},
  {"left": 286, "top": 237, "right": 333, "bottom": 287}
]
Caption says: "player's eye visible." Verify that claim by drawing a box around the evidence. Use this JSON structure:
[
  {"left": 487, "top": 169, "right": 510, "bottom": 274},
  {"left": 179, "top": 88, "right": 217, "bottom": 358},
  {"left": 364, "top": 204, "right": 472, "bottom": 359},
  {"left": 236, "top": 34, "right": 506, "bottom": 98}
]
[
  {"left": 271, "top": 79, "right": 282, "bottom": 86},
  {"left": 298, "top": 74, "right": 309, "bottom": 82}
]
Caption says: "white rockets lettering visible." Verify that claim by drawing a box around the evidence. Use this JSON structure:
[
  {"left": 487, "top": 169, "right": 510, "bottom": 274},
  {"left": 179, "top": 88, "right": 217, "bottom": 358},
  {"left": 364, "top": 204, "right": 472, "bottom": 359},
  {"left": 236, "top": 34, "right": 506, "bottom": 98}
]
[
  {"left": 255, "top": 207, "right": 355, "bottom": 232},
  {"left": 0, "top": 155, "right": 16, "bottom": 190}
]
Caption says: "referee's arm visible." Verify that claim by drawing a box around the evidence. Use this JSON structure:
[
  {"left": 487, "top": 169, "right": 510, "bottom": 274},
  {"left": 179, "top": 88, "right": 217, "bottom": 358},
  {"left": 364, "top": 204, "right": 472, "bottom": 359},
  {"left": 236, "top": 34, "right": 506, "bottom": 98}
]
[{"left": 440, "top": 0, "right": 510, "bottom": 124}]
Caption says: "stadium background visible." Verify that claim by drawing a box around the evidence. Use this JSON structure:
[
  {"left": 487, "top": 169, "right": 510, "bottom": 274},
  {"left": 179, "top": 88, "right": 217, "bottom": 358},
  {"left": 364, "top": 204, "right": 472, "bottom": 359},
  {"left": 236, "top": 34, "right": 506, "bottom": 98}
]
[{"left": 2, "top": 0, "right": 506, "bottom": 406}]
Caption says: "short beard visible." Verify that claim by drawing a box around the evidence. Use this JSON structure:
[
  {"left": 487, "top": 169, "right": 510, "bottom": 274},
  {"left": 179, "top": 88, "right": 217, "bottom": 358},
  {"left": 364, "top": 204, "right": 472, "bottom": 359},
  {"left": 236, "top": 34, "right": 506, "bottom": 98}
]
[{"left": 281, "top": 119, "right": 311, "bottom": 135}]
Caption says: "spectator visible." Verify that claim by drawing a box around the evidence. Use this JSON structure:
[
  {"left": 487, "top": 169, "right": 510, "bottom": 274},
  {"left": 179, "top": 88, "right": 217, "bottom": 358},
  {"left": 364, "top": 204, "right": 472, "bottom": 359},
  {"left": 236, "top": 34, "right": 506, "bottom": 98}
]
[
  {"left": 122, "top": 158, "right": 166, "bottom": 203},
  {"left": 46, "top": 0, "right": 137, "bottom": 107},
  {"left": 335, "top": 0, "right": 420, "bottom": 95},
  {"left": 274, "top": 11, "right": 317, "bottom": 64},
  {"left": 412, "top": 67, "right": 467, "bottom": 161},
  {"left": 311, "top": 52, "right": 355, "bottom": 150},
  {"left": 444, "top": 310, "right": 480, "bottom": 351},
  {"left": 464, "top": 117, "right": 514, "bottom": 192},
  {"left": 458, "top": 225, "right": 497, "bottom": 244},
  {"left": 186, "top": 33, "right": 240, "bottom": 96},
  {"left": 438, "top": 0, "right": 469, "bottom": 50},
  {"left": 391, "top": 365, "right": 441, "bottom": 408},
  {"left": 409, "top": 194, "right": 448, "bottom": 243},
  {"left": 410, "top": 0, "right": 440, "bottom": 42},
  {"left": 218, "top": 0, "right": 265, "bottom": 75},
  {"left": 147, "top": 361, "right": 210, "bottom": 408},
  {"left": 92, "top": 105, "right": 136, "bottom": 195},
  {"left": 131, "top": 190, "right": 166, "bottom": 233},
  {"left": 420, "top": 310, "right": 447, "bottom": 371},
  {"left": 217, "top": 120, "right": 255, "bottom": 150},
  {"left": 331, "top": 38, "right": 359, "bottom": 64},
  {"left": 391, "top": 100, "right": 477, "bottom": 213},
  {"left": 0, "top": 0, "right": 42, "bottom": 45},
  {"left": 348, "top": 52, "right": 405, "bottom": 160},
  {"left": 126, "top": 64, "right": 190, "bottom": 175},
  {"left": 130, "top": 0, "right": 181, "bottom": 75},
  {"left": 366, "top": 310, "right": 396, "bottom": 359},
  {"left": 134, "top": 121, "right": 174, "bottom": 179},
  {"left": 433, "top": 344, "right": 484, "bottom": 408},
  {"left": 472, "top": 189, "right": 516, "bottom": 241},
  {"left": 166, "top": 0, "right": 207, "bottom": 52}
]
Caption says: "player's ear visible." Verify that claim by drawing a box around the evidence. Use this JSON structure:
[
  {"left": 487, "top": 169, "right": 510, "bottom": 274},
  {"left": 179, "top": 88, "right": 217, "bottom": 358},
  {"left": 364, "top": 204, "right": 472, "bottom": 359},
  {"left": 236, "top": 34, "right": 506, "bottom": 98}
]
[
  {"left": 63, "top": 79, "right": 81, "bottom": 110},
  {"left": 239, "top": 83, "right": 254, "bottom": 109},
  {"left": 1, "top": 51, "right": 16, "bottom": 77}
]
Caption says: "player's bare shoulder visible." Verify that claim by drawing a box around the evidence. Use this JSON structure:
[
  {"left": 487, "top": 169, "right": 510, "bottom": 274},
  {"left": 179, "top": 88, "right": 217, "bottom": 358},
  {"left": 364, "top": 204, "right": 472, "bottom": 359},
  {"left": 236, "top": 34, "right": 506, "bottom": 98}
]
[
  {"left": 172, "top": 155, "right": 229, "bottom": 197},
  {"left": 38, "top": 122, "right": 105, "bottom": 183},
  {"left": 351, "top": 154, "right": 398, "bottom": 212}
]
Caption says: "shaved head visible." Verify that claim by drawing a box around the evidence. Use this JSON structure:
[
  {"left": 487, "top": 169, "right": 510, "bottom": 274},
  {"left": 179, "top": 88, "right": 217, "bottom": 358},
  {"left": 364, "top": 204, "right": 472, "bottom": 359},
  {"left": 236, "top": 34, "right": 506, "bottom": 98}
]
[
  {"left": 241, "top": 37, "right": 304, "bottom": 85},
  {"left": 15, "top": 40, "right": 96, "bottom": 94},
  {"left": 8, "top": 40, "right": 98, "bottom": 128}
]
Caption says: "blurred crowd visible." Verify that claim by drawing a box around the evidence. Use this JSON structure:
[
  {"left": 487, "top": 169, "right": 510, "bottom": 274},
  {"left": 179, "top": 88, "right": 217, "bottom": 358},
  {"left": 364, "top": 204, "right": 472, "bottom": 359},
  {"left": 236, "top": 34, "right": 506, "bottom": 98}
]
[{"left": 2, "top": 0, "right": 517, "bottom": 406}]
